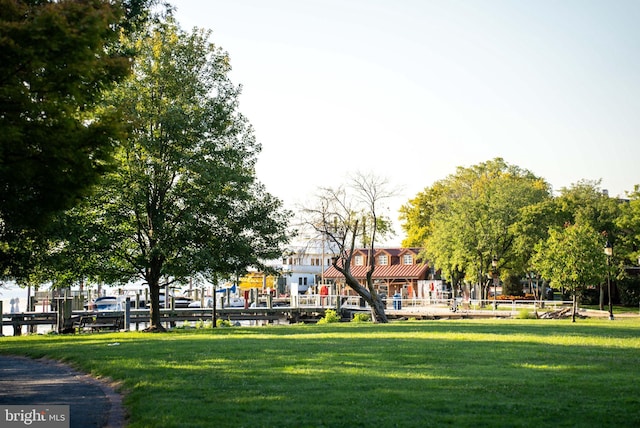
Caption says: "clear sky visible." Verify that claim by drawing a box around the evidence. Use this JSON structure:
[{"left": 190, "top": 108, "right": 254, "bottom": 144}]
[{"left": 169, "top": 0, "right": 640, "bottom": 236}]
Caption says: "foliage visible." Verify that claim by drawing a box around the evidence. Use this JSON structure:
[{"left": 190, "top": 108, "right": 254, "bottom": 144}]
[
  {"left": 215, "top": 319, "right": 232, "bottom": 328},
  {"left": 554, "top": 180, "right": 621, "bottom": 235},
  {"left": 400, "top": 161, "right": 640, "bottom": 308},
  {"left": 515, "top": 308, "right": 536, "bottom": 319},
  {"left": 532, "top": 222, "right": 607, "bottom": 321},
  {"left": 617, "top": 276, "right": 640, "bottom": 307},
  {"left": 351, "top": 312, "right": 371, "bottom": 322},
  {"left": 2, "top": 320, "right": 640, "bottom": 427},
  {"left": 62, "top": 18, "right": 290, "bottom": 329},
  {"left": 502, "top": 273, "right": 525, "bottom": 296},
  {"left": 0, "top": 0, "right": 137, "bottom": 277},
  {"left": 317, "top": 309, "right": 340, "bottom": 324},
  {"left": 616, "top": 185, "right": 640, "bottom": 268},
  {"left": 193, "top": 319, "right": 213, "bottom": 329},
  {"left": 400, "top": 158, "right": 551, "bottom": 297}
]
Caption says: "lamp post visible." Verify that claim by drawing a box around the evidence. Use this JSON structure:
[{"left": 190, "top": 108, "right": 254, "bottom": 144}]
[
  {"left": 492, "top": 256, "right": 498, "bottom": 310},
  {"left": 604, "top": 241, "right": 614, "bottom": 321}
]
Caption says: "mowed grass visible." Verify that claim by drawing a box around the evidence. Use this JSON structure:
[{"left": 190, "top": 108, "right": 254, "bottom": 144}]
[{"left": 2, "top": 318, "right": 640, "bottom": 427}]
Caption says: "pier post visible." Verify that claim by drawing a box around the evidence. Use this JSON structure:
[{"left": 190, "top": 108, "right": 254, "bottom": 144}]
[
  {"left": 56, "top": 297, "right": 72, "bottom": 333},
  {"left": 124, "top": 297, "right": 131, "bottom": 331}
]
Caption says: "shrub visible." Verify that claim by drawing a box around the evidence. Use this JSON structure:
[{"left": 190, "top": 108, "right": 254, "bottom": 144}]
[
  {"left": 503, "top": 274, "right": 525, "bottom": 296},
  {"left": 216, "top": 319, "right": 232, "bottom": 328},
  {"left": 195, "top": 319, "right": 214, "bottom": 329},
  {"left": 617, "top": 276, "right": 640, "bottom": 307},
  {"left": 318, "top": 309, "right": 340, "bottom": 324},
  {"left": 351, "top": 312, "right": 371, "bottom": 323},
  {"left": 515, "top": 309, "right": 536, "bottom": 319}
]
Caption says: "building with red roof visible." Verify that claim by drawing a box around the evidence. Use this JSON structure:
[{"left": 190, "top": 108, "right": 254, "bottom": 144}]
[{"left": 322, "top": 248, "right": 430, "bottom": 297}]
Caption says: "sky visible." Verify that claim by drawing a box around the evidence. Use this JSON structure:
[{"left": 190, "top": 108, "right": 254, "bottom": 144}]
[{"left": 169, "top": 0, "right": 640, "bottom": 240}]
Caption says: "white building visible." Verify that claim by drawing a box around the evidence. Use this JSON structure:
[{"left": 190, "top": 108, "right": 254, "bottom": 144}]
[{"left": 270, "top": 240, "right": 339, "bottom": 294}]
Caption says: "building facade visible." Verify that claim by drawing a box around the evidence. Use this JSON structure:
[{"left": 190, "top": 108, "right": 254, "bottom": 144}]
[
  {"left": 322, "top": 248, "right": 431, "bottom": 297},
  {"left": 267, "top": 242, "right": 339, "bottom": 295}
]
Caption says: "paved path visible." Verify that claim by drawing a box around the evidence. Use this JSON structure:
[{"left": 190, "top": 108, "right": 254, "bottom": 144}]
[{"left": 0, "top": 356, "right": 125, "bottom": 427}]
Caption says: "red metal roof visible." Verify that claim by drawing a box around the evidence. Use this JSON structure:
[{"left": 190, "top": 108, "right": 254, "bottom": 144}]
[{"left": 323, "top": 263, "right": 429, "bottom": 280}]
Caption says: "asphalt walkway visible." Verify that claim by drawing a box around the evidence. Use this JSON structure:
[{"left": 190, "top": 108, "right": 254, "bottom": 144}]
[{"left": 0, "top": 355, "right": 125, "bottom": 427}]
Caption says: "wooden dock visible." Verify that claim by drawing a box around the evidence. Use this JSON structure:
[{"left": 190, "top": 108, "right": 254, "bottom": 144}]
[{"left": 1, "top": 306, "right": 332, "bottom": 335}]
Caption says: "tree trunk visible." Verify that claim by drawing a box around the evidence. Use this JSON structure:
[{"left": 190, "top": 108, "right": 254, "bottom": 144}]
[
  {"left": 146, "top": 279, "right": 166, "bottom": 332},
  {"left": 599, "top": 284, "right": 605, "bottom": 311},
  {"left": 341, "top": 270, "right": 388, "bottom": 323},
  {"left": 571, "top": 293, "right": 577, "bottom": 323},
  {"left": 368, "top": 295, "right": 388, "bottom": 323}
]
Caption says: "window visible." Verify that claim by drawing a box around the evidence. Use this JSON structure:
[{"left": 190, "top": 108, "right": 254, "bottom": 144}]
[
  {"left": 378, "top": 255, "right": 388, "bottom": 265},
  {"left": 403, "top": 254, "right": 414, "bottom": 265},
  {"left": 355, "top": 255, "right": 364, "bottom": 266}
]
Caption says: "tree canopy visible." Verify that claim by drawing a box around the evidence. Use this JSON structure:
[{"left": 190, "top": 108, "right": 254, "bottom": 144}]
[
  {"left": 0, "top": 0, "right": 155, "bottom": 277},
  {"left": 400, "top": 159, "right": 640, "bottom": 309},
  {"left": 400, "top": 158, "right": 551, "bottom": 298},
  {"left": 531, "top": 222, "right": 607, "bottom": 321},
  {"left": 65, "top": 18, "right": 291, "bottom": 330}
]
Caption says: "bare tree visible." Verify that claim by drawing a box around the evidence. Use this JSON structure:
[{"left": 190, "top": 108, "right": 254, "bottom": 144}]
[{"left": 302, "top": 172, "right": 396, "bottom": 323}]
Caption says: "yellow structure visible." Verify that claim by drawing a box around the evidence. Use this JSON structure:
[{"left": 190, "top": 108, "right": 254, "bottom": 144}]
[{"left": 238, "top": 272, "right": 277, "bottom": 291}]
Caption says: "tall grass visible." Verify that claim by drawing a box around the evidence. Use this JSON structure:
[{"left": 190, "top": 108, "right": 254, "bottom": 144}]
[{"left": 2, "top": 318, "right": 639, "bottom": 427}]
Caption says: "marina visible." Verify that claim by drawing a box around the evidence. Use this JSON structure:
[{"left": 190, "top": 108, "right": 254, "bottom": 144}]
[{"left": 1, "top": 288, "right": 573, "bottom": 336}]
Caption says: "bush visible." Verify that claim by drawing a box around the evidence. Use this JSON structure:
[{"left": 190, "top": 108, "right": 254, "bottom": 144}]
[
  {"left": 515, "top": 309, "right": 536, "bottom": 319},
  {"left": 194, "top": 319, "right": 213, "bottom": 329},
  {"left": 351, "top": 312, "right": 371, "bottom": 323},
  {"left": 503, "top": 274, "right": 525, "bottom": 296},
  {"left": 216, "top": 319, "right": 232, "bottom": 328},
  {"left": 618, "top": 276, "right": 640, "bottom": 307},
  {"left": 318, "top": 309, "right": 340, "bottom": 324},
  {"left": 580, "top": 288, "right": 599, "bottom": 305}
]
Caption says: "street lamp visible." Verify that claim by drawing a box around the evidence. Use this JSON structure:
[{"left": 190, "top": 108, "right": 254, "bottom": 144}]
[
  {"left": 492, "top": 256, "right": 498, "bottom": 310},
  {"left": 604, "top": 241, "right": 614, "bottom": 321}
]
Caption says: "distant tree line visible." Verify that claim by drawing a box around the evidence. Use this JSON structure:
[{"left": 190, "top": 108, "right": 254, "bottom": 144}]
[{"left": 400, "top": 158, "right": 640, "bottom": 315}]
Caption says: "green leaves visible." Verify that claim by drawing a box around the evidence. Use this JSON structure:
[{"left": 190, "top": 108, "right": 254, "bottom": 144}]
[
  {"left": 532, "top": 222, "right": 606, "bottom": 295},
  {"left": 0, "top": 0, "right": 130, "bottom": 230},
  {"left": 78, "top": 18, "right": 291, "bottom": 295},
  {"left": 402, "top": 158, "right": 551, "bottom": 290}
]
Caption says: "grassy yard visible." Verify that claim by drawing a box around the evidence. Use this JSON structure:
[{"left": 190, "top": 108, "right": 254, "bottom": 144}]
[{"left": 1, "top": 318, "right": 640, "bottom": 427}]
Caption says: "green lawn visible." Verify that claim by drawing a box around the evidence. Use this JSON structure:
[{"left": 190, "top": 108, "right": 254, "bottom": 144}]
[{"left": 2, "top": 318, "right": 640, "bottom": 427}]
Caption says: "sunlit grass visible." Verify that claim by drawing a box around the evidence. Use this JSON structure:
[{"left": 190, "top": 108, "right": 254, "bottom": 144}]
[{"left": 1, "top": 318, "right": 640, "bottom": 427}]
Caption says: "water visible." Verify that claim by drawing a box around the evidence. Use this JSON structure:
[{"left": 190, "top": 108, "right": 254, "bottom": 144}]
[
  {"left": 0, "top": 283, "right": 29, "bottom": 311},
  {"left": 1, "top": 283, "right": 31, "bottom": 336}
]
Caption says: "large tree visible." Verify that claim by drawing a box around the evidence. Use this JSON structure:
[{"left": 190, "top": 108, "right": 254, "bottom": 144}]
[
  {"left": 400, "top": 158, "right": 551, "bottom": 299},
  {"left": 303, "top": 172, "right": 395, "bottom": 323},
  {"left": 532, "top": 222, "right": 607, "bottom": 322},
  {"left": 553, "top": 180, "right": 621, "bottom": 308},
  {"left": 70, "top": 18, "right": 290, "bottom": 330},
  {"left": 614, "top": 185, "right": 640, "bottom": 306},
  {"left": 0, "top": 0, "right": 155, "bottom": 278}
]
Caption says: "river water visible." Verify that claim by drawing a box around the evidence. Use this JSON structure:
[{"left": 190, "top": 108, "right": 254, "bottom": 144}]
[{"left": 0, "top": 283, "right": 33, "bottom": 335}]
